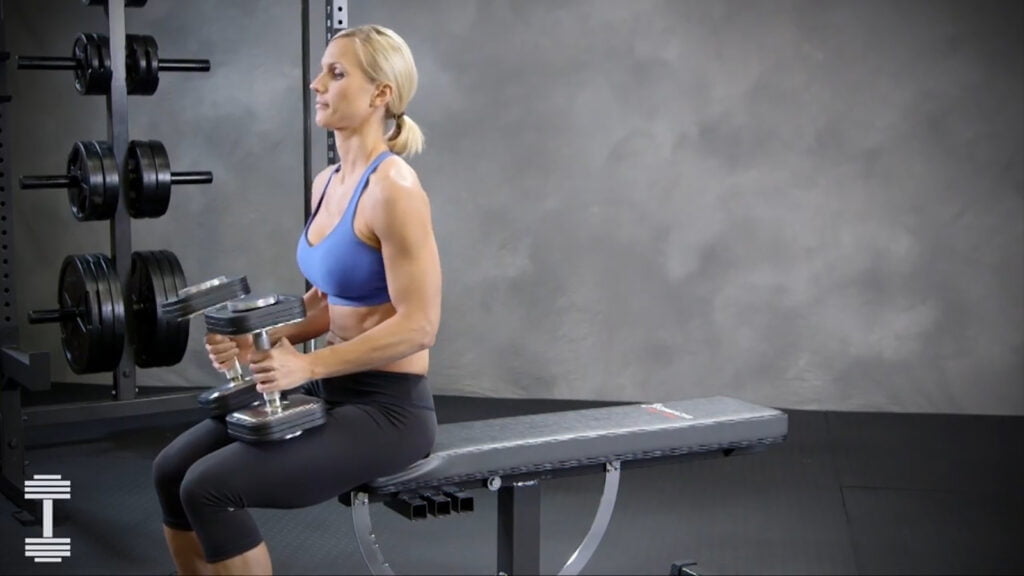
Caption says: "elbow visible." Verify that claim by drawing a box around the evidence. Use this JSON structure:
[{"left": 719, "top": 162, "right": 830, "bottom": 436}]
[{"left": 410, "top": 317, "right": 438, "bottom": 351}]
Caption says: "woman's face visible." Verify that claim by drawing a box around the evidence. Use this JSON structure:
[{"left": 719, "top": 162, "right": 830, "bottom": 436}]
[{"left": 310, "top": 38, "right": 380, "bottom": 129}]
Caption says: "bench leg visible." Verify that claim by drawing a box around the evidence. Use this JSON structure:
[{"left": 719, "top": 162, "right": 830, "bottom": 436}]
[
  {"left": 351, "top": 491, "right": 395, "bottom": 575},
  {"left": 497, "top": 479, "right": 541, "bottom": 575},
  {"left": 559, "top": 461, "right": 620, "bottom": 575}
]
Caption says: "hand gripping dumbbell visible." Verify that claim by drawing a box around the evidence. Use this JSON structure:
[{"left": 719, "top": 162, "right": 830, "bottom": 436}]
[
  {"left": 204, "top": 295, "right": 328, "bottom": 442},
  {"left": 159, "top": 275, "right": 261, "bottom": 416}
]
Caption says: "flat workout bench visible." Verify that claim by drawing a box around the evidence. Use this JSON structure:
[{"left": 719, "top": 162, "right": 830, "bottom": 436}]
[{"left": 339, "top": 396, "right": 788, "bottom": 575}]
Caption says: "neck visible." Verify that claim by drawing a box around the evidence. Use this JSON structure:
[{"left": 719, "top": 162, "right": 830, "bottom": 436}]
[{"left": 333, "top": 123, "right": 389, "bottom": 181}]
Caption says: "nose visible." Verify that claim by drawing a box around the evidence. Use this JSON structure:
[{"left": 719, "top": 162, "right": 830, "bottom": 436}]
[{"left": 309, "top": 72, "right": 325, "bottom": 93}]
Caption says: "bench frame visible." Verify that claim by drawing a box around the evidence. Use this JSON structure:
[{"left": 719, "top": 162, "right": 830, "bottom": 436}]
[{"left": 342, "top": 441, "right": 780, "bottom": 575}]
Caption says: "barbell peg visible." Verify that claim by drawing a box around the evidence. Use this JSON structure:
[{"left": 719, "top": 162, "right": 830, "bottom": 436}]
[
  {"left": 27, "top": 309, "right": 82, "bottom": 324},
  {"left": 18, "top": 140, "right": 119, "bottom": 222}
]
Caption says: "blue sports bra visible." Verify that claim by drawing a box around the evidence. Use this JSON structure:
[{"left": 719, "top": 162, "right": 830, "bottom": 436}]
[{"left": 296, "top": 151, "right": 392, "bottom": 307}]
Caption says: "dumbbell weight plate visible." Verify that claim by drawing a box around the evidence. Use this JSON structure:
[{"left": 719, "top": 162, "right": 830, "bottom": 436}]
[
  {"left": 203, "top": 294, "right": 306, "bottom": 335},
  {"left": 161, "top": 276, "right": 251, "bottom": 321},
  {"left": 226, "top": 396, "right": 328, "bottom": 442}
]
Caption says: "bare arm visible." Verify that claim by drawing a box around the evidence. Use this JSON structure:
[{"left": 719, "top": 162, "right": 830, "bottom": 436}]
[{"left": 305, "top": 174, "right": 442, "bottom": 379}]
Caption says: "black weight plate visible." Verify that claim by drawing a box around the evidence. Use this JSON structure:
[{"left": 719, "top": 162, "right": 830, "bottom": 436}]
[
  {"left": 142, "top": 249, "right": 175, "bottom": 367},
  {"left": 126, "top": 140, "right": 161, "bottom": 218},
  {"left": 126, "top": 34, "right": 158, "bottom": 95},
  {"left": 144, "top": 34, "right": 160, "bottom": 93},
  {"left": 161, "top": 276, "right": 251, "bottom": 321},
  {"left": 150, "top": 141, "right": 173, "bottom": 217},
  {"left": 101, "top": 254, "right": 127, "bottom": 365},
  {"left": 65, "top": 141, "right": 91, "bottom": 220},
  {"left": 198, "top": 380, "right": 261, "bottom": 416},
  {"left": 124, "top": 34, "right": 146, "bottom": 94},
  {"left": 89, "top": 254, "right": 126, "bottom": 368},
  {"left": 203, "top": 294, "right": 306, "bottom": 335},
  {"left": 83, "top": 33, "right": 111, "bottom": 95},
  {"left": 125, "top": 140, "right": 144, "bottom": 216},
  {"left": 147, "top": 249, "right": 185, "bottom": 367},
  {"left": 79, "top": 255, "right": 112, "bottom": 368},
  {"left": 94, "top": 140, "right": 119, "bottom": 219},
  {"left": 71, "top": 33, "right": 101, "bottom": 95},
  {"left": 58, "top": 254, "right": 102, "bottom": 374},
  {"left": 71, "top": 33, "right": 94, "bottom": 95},
  {"left": 153, "top": 250, "right": 190, "bottom": 366},
  {"left": 129, "top": 251, "right": 169, "bottom": 368}
]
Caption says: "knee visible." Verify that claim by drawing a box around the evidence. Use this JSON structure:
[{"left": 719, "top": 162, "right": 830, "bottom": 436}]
[
  {"left": 178, "top": 464, "right": 209, "bottom": 512},
  {"left": 152, "top": 445, "right": 186, "bottom": 497}
]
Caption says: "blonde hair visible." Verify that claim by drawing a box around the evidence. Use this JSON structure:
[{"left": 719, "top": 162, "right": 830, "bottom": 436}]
[{"left": 332, "top": 25, "right": 424, "bottom": 157}]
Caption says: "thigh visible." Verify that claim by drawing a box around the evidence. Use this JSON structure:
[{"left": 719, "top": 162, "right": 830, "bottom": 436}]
[
  {"left": 186, "top": 403, "right": 436, "bottom": 510},
  {"left": 155, "top": 418, "right": 233, "bottom": 477}
]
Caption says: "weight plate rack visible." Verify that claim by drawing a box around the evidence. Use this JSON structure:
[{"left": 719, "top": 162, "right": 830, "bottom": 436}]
[{"left": 0, "top": 0, "right": 262, "bottom": 524}]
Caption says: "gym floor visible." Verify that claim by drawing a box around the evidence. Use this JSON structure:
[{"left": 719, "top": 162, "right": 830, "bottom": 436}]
[{"left": 1, "top": 385, "right": 1021, "bottom": 575}]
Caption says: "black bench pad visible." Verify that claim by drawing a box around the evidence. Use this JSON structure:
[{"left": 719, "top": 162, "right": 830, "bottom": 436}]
[{"left": 363, "top": 396, "right": 787, "bottom": 495}]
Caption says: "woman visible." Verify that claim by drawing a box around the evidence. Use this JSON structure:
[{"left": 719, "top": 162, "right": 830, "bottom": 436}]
[{"left": 152, "top": 25, "right": 441, "bottom": 575}]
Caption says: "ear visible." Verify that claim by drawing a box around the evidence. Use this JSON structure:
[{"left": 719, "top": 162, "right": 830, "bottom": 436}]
[{"left": 370, "top": 82, "right": 393, "bottom": 109}]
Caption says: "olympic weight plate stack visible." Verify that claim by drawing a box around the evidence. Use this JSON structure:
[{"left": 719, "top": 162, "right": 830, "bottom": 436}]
[{"left": 27, "top": 250, "right": 196, "bottom": 374}]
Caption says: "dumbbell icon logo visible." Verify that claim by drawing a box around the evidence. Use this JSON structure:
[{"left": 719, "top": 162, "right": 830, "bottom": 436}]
[{"left": 23, "top": 474, "right": 71, "bottom": 563}]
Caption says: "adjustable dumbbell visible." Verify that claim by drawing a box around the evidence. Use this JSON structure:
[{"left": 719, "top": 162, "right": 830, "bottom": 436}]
[
  {"left": 159, "top": 275, "right": 257, "bottom": 416},
  {"left": 20, "top": 139, "right": 212, "bottom": 221},
  {"left": 203, "top": 295, "right": 328, "bottom": 442},
  {"left": 17, "top": 32, "right": 209, "bottom": 96}
]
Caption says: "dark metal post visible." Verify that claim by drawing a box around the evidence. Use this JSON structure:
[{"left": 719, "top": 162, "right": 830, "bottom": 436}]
[
  {"left": 302, "top": 0, "right": 312, "bottom": 226},
  {"left": 497, "top": 480, "right": 542, "bottom": 575},
  {"left": 103, "top": 0, "right": 136, "bottom": 401}
]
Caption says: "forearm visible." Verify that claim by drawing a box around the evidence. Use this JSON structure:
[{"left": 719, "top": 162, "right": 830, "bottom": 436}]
[{"left": 306, "top": 314, "right": 434, "bottom": 379}]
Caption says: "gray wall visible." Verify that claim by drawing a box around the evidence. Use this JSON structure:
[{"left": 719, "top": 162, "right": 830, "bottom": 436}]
[{"left": 6, "top": 1, "right": 1022, "bottom": 415}]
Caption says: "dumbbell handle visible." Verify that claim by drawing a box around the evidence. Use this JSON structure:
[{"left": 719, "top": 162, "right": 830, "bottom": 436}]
[
  {"left": 251, "top": 329, "right": 283, "bottom": 411},
  {"left": 215, "top": 330, "right": 279, "bottom": 409},
  {"left": 171, "top": 171, "right": 214, "bottom": 186},
  {"left": 28, "top": 308, "right": 82, "bottom": 324},
  {"left": 19, "top": 175, "right": 78, "bottom": 190},
  {"left": 223, "top": 357, "right": 245, "bottom": 384},
  {"left": 16, "top": 56, "right": 77, "bottom": 70},
  {"left": 159, "top": 58, "right": 211, "bottom": 72}
]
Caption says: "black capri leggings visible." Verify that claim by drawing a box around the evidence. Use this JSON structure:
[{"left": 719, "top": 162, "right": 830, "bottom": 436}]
[{"left": 152, "top": 371, "right": 437, "bottom": 563}]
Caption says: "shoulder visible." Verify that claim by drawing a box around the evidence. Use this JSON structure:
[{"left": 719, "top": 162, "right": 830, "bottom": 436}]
[{"left": 371, "top": 155, "right": 428, "bottom": 207}]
